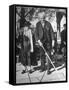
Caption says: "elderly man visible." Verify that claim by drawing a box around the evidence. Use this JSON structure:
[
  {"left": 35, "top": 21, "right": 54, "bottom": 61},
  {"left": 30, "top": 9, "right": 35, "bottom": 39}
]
[{"left": 35, "top": 11, "right": 54, "bottom": 74}]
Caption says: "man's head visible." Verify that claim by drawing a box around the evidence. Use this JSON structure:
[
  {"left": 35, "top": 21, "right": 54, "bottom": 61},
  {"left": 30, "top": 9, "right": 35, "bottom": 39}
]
[{"left": 38, "top": 11, "right": 45, "bottom": 22}]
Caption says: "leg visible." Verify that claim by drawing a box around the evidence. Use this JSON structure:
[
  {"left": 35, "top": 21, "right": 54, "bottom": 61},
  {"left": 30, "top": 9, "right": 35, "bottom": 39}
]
[
  {"left": 27, "top": 52, "right": 34, "bottom": 73},
  {"left": 21, "top": 52, "right": 27, "bottom": 74},
  {"left": 46, "top": 51, "right": 52, "bottom": 74},
  {"left": 27, "top": 52, "right": 31, "bottom": 66},
  {"left": 27, "top": 52, "right": 31, "bottom": 71},
  {"left": 40, "top": 47, "right": 46, "bottom": 71}
]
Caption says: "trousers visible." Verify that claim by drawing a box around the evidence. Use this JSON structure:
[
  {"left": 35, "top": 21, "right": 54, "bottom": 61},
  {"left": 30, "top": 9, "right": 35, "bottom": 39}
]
[{"left": 39, "top": 42, "right": 52, "bottom": 71}]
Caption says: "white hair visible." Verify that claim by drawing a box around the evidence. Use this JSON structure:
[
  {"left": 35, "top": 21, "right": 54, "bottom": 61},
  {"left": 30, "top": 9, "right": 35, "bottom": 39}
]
[{"left": 38, "top": 12, "right": 45, "bottom": 19}]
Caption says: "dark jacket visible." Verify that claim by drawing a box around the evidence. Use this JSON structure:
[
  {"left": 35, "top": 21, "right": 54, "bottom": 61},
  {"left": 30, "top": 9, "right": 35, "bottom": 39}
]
[
  {"left": 61, "top": 29, "right": 66, "bottom": 43},
  {"left": 35, "top": 20, "right": 54, "bottom": 46},
  {"left": 61, "top": 29, "right": 66, "bottom": 47}
]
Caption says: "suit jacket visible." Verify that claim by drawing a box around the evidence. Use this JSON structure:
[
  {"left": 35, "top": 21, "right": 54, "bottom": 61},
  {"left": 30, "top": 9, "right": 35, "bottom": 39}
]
[
  {"left": 35, "top": 20, "right": 54, "bottom": 46},
  {"left": 61, "top": 29, "right": 66, "bottom": 43}
]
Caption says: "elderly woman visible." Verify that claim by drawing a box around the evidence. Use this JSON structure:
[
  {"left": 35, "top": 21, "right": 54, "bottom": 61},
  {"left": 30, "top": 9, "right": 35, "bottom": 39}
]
[{"left": 21, "top": 23, "right": 34, "bottom": 74}]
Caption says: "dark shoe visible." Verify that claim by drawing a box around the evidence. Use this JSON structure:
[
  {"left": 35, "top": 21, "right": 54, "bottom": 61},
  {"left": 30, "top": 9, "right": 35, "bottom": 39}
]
[
  {"left": 40, "top": 68, "right": 45, "bottom": 72},
  {"left": 47, "top": 70, "right": 51, "bottom": 75},
  {"left": 29, "top": 69, "right": 34, "bottom": 74},
  {"left": 21, "top": 70, "right": 26, "bottom": 74}
]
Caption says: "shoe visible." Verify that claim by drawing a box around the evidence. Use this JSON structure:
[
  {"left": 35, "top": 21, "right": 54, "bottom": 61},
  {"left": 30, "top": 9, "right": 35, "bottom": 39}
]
[
  {"left": 47, "top": 70, "right": 51, "bottom": 75},
  {"left": 29, "top": 69, "right": 34, "bottom": 74},
  {"left": 40, "top": 68, "right": 45, "bottom": 72},
  {"left": 21, "top": 70, "right": 26, "bottom": 74}
]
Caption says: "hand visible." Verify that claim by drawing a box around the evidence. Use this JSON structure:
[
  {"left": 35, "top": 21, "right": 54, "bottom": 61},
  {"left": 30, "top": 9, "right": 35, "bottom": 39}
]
[
  {"left": 37, "top": 40, "right": 43, "bottom": 46},
  {"left": 17, "top": 44, "right": 21, "bottom": 49},
  {"left": 64, "top": 41, "right": 66, "bottom": 45},
  {"left": 52, "top": 40, "right": 55, "bottom": 47},
  {"left": 51, "top": 49, "right": 55, "bottom": 55}
]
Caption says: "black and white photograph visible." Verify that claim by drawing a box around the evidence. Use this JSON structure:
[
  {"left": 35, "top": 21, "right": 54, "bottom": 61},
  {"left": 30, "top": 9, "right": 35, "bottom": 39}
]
[{"left": 15, "top": 5, "right": 67, "bottom": 84}]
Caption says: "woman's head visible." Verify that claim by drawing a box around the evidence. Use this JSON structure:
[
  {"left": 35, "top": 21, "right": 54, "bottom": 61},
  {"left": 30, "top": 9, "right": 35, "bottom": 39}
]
[{"left": 24, "top": 26, "right": 29, "bottom": 32}]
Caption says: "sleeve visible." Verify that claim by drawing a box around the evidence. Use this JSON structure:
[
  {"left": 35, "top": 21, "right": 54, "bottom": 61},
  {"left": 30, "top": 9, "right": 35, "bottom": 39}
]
[
  {"left": 50, "top": 23, "right": 54, "bottom": 41},
  {"left": 34, "top": 23, "right": 39, "bottom": 41},
  {"left": 49, "top": 23, "right": 55, "bottom": 47},
  {"left": 30, "top": 30, "right": 34, "bottom": 52}
]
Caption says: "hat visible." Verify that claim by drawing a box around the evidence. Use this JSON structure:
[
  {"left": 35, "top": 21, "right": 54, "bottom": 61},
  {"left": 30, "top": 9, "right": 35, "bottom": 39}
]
[{"left": 19, "top": 21, "right": 31, "bottom": 32}]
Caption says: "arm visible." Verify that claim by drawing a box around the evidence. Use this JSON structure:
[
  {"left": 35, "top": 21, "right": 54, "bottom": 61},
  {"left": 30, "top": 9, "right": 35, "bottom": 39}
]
[
  {"left": 35, "top": 23, "right": 39, "bottom": 41},
  {"left": 50, "top": 23, "right": 55, "bottom": 47},
  {"left": 35, "top": 23, "right": 42, "bottom": 46}
]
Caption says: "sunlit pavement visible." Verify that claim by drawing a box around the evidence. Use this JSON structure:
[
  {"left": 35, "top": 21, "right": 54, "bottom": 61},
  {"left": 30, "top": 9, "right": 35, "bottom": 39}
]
[{"left": 16, "top": 62, "right": 66, "bottom": 84}]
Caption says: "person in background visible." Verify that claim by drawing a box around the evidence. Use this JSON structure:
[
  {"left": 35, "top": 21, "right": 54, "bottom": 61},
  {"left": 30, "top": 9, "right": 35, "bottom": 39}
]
[
  {"left": 16, "top": 7, "right": 21, "bottom": 63},
  {"left": 35, "top": 11, "right": 54, "bottom": 74},
  {"left": 61, "top": 24, "right": 66, "bottom": 56},
  {"left": 16, "top": 6, "right": 21, "bottom": 35}
]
